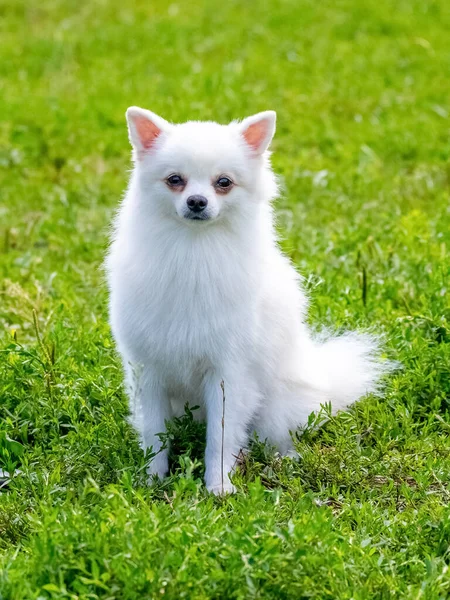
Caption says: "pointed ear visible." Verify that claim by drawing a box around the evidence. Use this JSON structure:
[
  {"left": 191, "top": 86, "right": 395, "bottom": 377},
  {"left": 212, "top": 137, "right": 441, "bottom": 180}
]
[
  {"left": 125, "top": 107, "right": 171, "bottom": 158},
  {"left": 238, "top": 111, "right": 276, "bottom": 155}
]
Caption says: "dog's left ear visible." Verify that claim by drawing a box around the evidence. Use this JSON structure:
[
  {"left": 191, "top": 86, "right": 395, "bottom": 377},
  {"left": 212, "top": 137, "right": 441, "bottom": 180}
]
[{"left": 238, "top": 111, "right": 276, "bottom": 155}]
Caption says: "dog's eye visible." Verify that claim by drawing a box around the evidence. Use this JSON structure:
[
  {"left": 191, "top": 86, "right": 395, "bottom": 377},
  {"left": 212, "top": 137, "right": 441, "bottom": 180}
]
[
  {"left": 216, "top": 176, "right": 233, "bottom": 189},
  {"left": 166, "top": 174, "right": 185, "bottom": 187}
]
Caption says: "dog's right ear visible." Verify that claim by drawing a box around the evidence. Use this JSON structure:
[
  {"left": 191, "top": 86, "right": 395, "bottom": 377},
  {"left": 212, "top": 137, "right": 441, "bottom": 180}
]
[{"left": 125, "top": 107, "right": 171, "bottom": 159}]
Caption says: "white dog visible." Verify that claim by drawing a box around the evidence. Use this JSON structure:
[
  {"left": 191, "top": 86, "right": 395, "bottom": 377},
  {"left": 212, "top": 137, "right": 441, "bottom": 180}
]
[{"left": 106, "top": 107, "right": 389, "bottom": 494}]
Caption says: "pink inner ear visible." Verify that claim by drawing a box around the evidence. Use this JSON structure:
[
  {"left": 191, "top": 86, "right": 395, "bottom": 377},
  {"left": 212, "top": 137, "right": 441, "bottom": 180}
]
[
  {"left": 242, "top": 119, "right": 269, "bottom": 152},
  {"left": 134, "top": 116, "right": 161, "bottom": 149}
]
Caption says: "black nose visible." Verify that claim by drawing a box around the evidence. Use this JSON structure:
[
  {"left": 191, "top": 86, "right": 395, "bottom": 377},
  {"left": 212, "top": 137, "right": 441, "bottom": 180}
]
[{"left": 186, "top": 195, "right": 208, "bottom": 213}]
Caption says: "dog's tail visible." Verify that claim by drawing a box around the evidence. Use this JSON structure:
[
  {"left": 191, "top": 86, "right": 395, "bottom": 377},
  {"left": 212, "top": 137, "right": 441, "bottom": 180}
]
[
  {"left": 309, "top": 331, "right": 393, "bottom": 411},
  {"left": 254, "top": 330, "right": 395, "bottom": 452}
]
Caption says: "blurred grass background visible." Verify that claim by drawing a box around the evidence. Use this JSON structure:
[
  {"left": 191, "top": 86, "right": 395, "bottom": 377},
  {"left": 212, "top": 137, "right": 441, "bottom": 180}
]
[{"left": 0, "top": 0, "right": 449, "bottom": 598}]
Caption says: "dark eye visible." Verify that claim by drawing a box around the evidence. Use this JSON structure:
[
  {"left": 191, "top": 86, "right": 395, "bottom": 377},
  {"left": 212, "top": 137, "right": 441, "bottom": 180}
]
[
  {"left": 166, "top": 174, "right": 185, "bottom": 187},
  {"left": 216, "top": 176, "right": 233, "bottom": 189}
]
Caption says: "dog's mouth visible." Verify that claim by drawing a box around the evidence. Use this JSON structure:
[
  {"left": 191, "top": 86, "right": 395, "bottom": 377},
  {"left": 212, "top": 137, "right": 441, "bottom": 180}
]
[{"left": 183, "top": 212, "right": 211, "bottom": 222}]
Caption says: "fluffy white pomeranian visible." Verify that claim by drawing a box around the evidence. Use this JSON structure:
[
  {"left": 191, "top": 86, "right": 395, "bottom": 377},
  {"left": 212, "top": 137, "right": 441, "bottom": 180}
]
[{"left": 106, "top": 107, "right": 389, "bottom": 494}]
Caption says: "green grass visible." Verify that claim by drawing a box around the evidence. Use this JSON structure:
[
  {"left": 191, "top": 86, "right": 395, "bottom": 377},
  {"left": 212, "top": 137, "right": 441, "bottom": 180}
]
[{"left": 1, "top": 0, "right": 450, "bottom": 597}]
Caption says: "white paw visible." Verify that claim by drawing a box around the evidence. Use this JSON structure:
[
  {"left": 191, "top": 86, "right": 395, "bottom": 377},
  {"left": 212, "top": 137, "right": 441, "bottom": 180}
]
[
  {"left": 147, "top": 451, "right": 169, "bottom": 481},
  {"left": 206, "top": 482, "right": 237, "bottom": 495}
]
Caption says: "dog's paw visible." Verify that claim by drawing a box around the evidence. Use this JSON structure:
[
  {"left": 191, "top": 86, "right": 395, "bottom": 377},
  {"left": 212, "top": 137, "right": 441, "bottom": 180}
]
[
  {"left": 147, "top": 451, "right": 169, "bottom": 483},
  {"left": 206, "top": 482, "right": 237, "bottom": 496}
]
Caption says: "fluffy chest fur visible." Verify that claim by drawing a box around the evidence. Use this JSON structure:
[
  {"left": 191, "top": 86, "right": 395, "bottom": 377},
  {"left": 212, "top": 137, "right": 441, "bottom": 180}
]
[{"left": 107, "top": 205, "right": 265, "bottom": 373}]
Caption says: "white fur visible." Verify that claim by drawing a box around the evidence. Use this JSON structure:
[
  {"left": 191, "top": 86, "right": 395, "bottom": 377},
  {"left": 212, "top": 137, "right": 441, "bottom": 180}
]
[{"left": 106, "top": 108, "right": 391, "bottom": 494}]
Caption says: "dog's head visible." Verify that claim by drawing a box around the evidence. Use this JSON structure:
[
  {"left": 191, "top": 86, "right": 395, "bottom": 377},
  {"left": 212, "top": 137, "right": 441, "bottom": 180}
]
[{"left": 126, "top": 107, "right": 277, "bottom": 224}]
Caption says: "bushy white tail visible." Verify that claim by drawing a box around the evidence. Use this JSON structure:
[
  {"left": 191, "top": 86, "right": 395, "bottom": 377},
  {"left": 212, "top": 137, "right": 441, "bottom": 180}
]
[
  {"left": 254, "top": 331, "right": 393, "bottom": 453},
  {"left": 312, "top": 331, "right": 392, "bottom": 411}
]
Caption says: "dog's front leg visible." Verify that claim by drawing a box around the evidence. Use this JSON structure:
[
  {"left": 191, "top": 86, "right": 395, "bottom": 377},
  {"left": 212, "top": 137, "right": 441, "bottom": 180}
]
[
  {"left": 203, "top": 371, "right": 255, "bottom": 495},
  {"left": 128, "top": 364, "right": 171, "bottom": 481}
]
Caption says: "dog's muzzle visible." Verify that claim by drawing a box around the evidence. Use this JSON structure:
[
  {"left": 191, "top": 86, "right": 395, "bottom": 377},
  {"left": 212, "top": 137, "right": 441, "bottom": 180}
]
[{"left": 184, "top": 195, "right": 210, "bottom": 220}]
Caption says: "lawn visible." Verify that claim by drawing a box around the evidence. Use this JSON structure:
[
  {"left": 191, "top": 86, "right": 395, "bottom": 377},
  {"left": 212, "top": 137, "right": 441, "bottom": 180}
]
[{"left": 1, "top": 0, "right": 449, "bottom": 597}]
